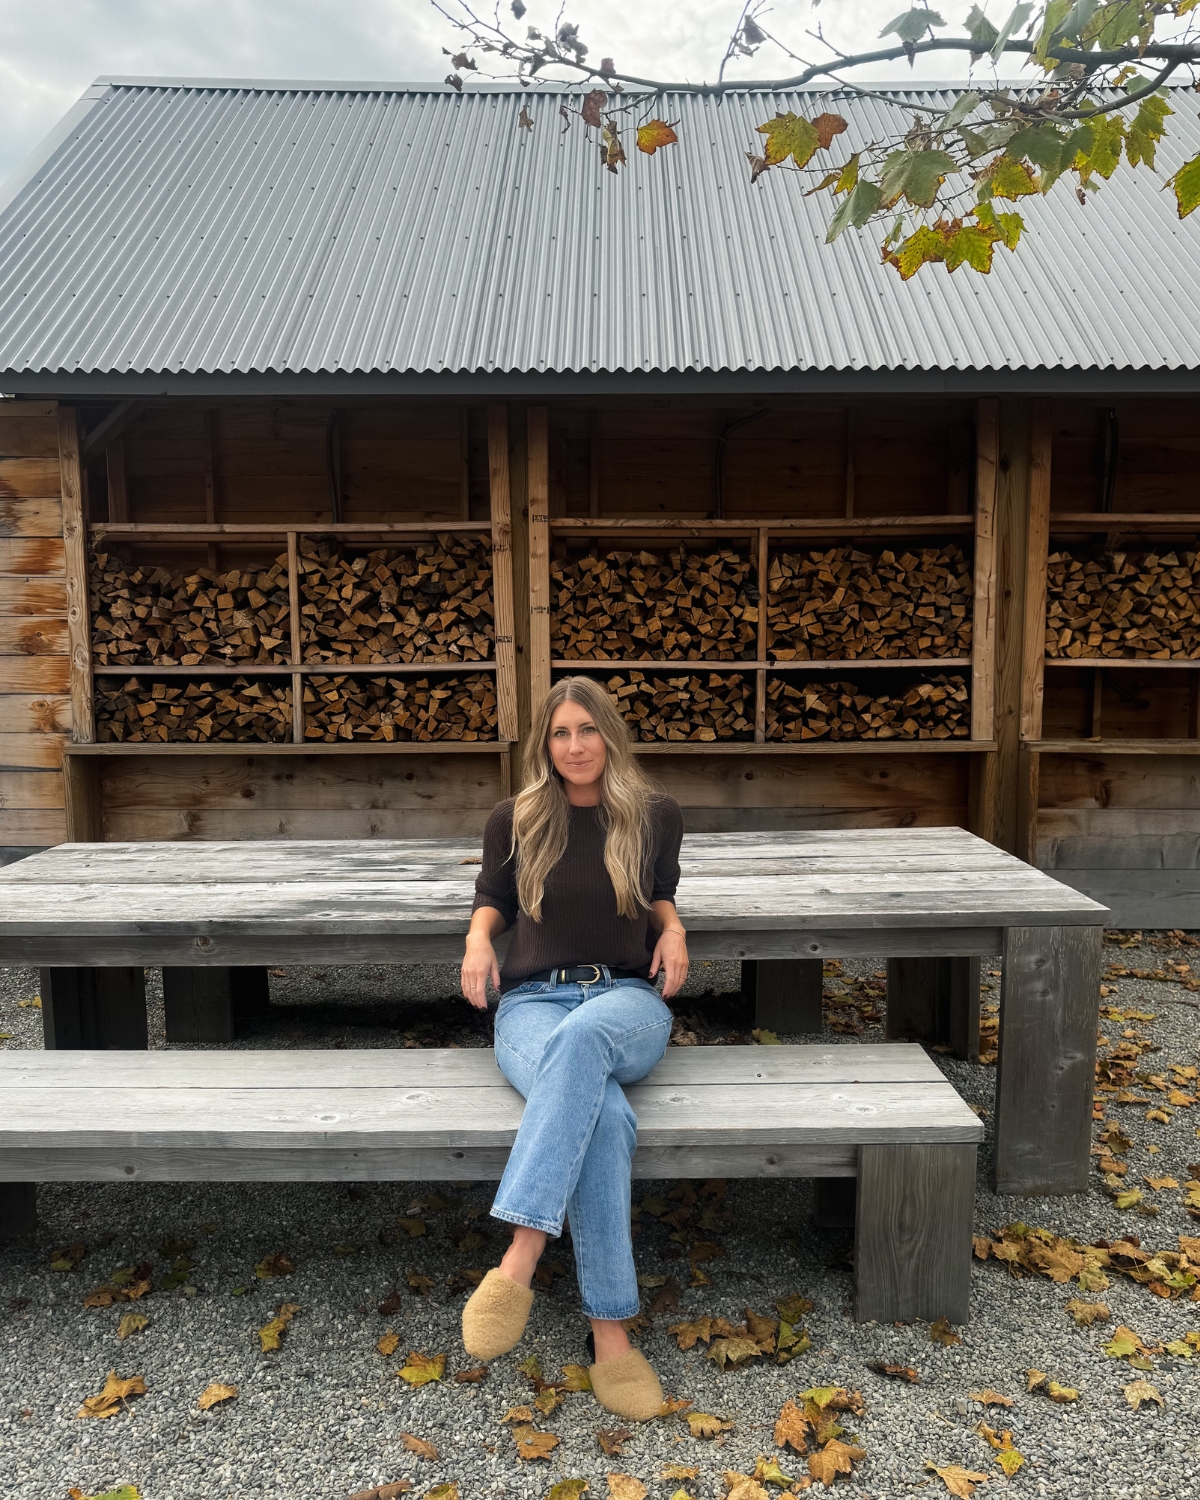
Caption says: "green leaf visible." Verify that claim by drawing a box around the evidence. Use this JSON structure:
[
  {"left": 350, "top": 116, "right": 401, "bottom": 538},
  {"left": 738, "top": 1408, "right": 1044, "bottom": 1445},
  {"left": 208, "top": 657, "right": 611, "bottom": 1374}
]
[
  {"left": 757, "top": 112, "right": 821, "bottom": 169},
  {"left": 879, "top": 8, "right": 945, "bottom": 43},
  {"left": 1059, "top": 0, "right": 1102, "bottom": 41},
  {"left": 991, "top": 1, "right": 1035, "bottom": 60},
  {"left": 1168, "top": 152, "right": 1200, "bottom": 217},
  {"left": 882, "top": 223, "right": 953, "bottom": 280},
  {"left": 942, "top": 91, "right": 981, "bottom": 130},
  {"left": 1087, "top": 0, "right": 1152, "bottom": 51},
  {"left": 980, "top": 156, "right": 1041, "bottom": 201},
  {"left": 1075, "top": 115, "right": 1126, "bottom": 181},
  {"left": 1007, "top": 123, "right": 1075, "bottom": 174},
  {"left": 826, "top": 178, "right": 883, "bottom": 242},
  {"left": 1126, "top": 92, "right": 1173, "bottom": 170},
  {"left": 942, "top": 224, "right": 998, "bottom": 273},
  {"left": 1033, "top": 0, "right": 1073, "bottom": 67},
  {"left": 880, "top": 148, "right": 957, "bottom": 208},
  {"left": 965, "top": 5, "right": 999, "bottom": 49},
  {"left": 834, "top": 153, "right": 860, "bottom": 193},
  {"left": 976, "top": 201, "right": 1025, "bottom": 250}
]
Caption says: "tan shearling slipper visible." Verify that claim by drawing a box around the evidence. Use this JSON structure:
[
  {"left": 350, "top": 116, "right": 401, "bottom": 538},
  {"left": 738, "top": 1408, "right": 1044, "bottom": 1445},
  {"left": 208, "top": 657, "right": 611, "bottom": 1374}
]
[
  {"left": 461, "top": 1268, "right": 535, "bottom": 1360},
  {"left": 589, "top": 1349, "right": 664, "bottom": 1421}
]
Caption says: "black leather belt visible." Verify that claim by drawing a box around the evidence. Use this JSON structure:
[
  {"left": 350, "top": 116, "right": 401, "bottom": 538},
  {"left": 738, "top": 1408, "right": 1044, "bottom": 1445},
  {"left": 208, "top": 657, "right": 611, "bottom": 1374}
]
[{"left": 527, "top": 965, "right": 643, "bottom": 986}]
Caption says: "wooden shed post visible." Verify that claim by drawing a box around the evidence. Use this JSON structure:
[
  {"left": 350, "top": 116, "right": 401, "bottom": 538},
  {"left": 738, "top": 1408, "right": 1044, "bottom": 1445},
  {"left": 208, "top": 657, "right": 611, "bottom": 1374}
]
[
  {"left": 989, "top": 399, "right": 1033, "bottom": 855},
  {"left": 57, "top": 407, "right": 93, "bottom": 748},
  {"left": 1017, "top": 407, "right": 1053, "bottom": 862},
  {"left": 488, "top": 405, "right": 519, "bottom": 796},
  {"left": 527, "top": 407, "right": 551, "bottom": 730}
]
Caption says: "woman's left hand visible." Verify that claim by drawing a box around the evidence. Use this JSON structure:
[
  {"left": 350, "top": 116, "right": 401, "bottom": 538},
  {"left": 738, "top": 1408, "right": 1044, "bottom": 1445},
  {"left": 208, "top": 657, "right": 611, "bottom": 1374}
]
[{"left": 650, "top": 927, "right": 689, "bottom": 1000}]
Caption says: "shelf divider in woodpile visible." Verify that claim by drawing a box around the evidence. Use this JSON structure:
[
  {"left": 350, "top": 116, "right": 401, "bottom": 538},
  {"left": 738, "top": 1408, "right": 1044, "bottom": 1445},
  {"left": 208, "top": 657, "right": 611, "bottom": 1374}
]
[
  {"left": 59, "top": 407, "right": 94, "bottom": 745},
  {"left": 972, "top": 398, "right": 999, "bottom": 744},
  {"left": 528, "top": 407, "right": 551, "bottom": 722}
]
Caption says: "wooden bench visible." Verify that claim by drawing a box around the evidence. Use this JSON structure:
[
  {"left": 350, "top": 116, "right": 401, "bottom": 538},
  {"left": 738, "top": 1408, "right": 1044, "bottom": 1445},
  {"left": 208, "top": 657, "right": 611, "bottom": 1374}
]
[{"left": 0, "top": 1043, "right": 983, "bottom": 1324}]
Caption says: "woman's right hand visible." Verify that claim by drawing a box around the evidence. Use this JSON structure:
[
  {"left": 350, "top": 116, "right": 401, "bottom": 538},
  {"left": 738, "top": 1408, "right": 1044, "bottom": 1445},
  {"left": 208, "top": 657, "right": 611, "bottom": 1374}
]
[{"left": 461, "top": 907, "right": 505, "bottom": 1010}]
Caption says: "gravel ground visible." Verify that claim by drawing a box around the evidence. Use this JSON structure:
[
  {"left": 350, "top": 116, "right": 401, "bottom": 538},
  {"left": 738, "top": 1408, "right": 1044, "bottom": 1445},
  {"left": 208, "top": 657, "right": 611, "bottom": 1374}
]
[{"left": 1, "top": 946, "right": 1198, "bottom": 1500}]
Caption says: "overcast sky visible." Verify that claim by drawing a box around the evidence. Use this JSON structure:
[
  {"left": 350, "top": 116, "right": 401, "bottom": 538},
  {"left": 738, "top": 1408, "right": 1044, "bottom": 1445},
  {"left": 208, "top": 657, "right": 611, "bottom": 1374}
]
[{"left": 0, "top": 0, "right": 1008, "bottom": 182}]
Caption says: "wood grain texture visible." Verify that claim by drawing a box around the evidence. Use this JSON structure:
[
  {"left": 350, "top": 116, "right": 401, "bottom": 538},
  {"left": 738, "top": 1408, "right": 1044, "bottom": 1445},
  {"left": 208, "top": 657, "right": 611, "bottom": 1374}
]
[
  {"left": 971, "top": 399, "right": 998, "bottom": 742},
  {"left": 1037, "top": 867, "right": 1200, "bottom": 931},
  {"left": 0, "top": 656, "right": 71, "bottom": 692},
  {"left": 993, "top": 923, "right": 1102, "bottom": 1195},
  {"left": 886, "top": 955, "right": 981, "bottom": 1063},
  {"left": 487, "top": 406, "right": 519, "bottom": 745},
  {"left": 63, "top": 754, "right": 101, "bottom": 842},
  {"left": 162, "top": 967, "right": 237, "bottom": 1044},
  {"left": 0, "top": 616, "right": 70, "bottom": 656},
  {"left": 0, "top": 458, "right": 61, "bottom": 499},
  {"left": 527, "top": 406, "right": 551, "bottom": 722},
  {"left": 39, "top": 966, "right": 148, "bottom": 1050},
  {"left": 0, "top": 538, "right": 64, "bottom": 574},
  {"left": 0, "top": 696, "right": 72, "bottom": 735},
  {"left": 0, "top": 733, "right": 69, "bottom": 770},
  {"left": 992, "top": 401, "right": 1031, "bottom": 854},
  {"left": 57, "top": 409, "right": 92, "bottom": 743},
  {"left": 0, "top": 499, "right": 63, "bottom": 538},
  {"left": 854, "top": 1142, "right": 976, "bottom": 1324},
  {"left": 745, "top": 958, "right": 824, "bottom": 1033},
  {"left": 0, "top": 578, "right": 68, "bottom": 615},
  {"left": 0, "top": 771, "right": 64, "bottom": 810},
  {"left": 0, "top": 808, "right": 67, "bottom": 844},
  {"left": 1021, "top": 408, "right": 1051, "bottom": 747}
]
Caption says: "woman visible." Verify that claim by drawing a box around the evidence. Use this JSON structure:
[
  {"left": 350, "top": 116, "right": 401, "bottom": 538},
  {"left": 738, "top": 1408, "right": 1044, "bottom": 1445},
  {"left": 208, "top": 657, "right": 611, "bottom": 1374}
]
[{"left": 459, "top": 676, "right": 687, "bottom": 1421}]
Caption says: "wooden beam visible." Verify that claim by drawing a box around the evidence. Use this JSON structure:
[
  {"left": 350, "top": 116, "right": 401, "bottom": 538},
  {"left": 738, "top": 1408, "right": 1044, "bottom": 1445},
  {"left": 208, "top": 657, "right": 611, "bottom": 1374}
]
[
  {"left": 105, "top": 438, "right": 128, "bottom": 523},
  {"left": 487, "top": 406, "right": 520, "bottom": 750},
  {"left": 971, "top": 399, "right": 998, "bottom": 745},
  {"left": 57, "top": 408, "right": 93, "bottom": 744},
  {"left": 990, "top": 401, "right": 1032, "bottom": 854},
  {"left": 527, "top": 407, "right": 551, "bottom": 727},
  {"left": 1020, "top": 407, "right": 1052, "bottom": 743},
  {"left": 80, "top": 400, "right": 144, "bottom": 464}
]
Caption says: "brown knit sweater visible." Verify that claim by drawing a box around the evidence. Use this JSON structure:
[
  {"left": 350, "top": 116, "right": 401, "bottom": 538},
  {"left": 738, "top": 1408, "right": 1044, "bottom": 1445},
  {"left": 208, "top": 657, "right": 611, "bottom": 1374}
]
[{"left": 472, "top": 795, "right": 684, "bottom": 993}]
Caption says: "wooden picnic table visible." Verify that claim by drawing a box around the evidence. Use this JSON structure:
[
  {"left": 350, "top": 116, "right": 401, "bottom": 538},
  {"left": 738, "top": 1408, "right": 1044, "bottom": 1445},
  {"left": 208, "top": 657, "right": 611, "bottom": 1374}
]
[{"left": 0, "top": 827, "right": 1108, "bottom": 1196}]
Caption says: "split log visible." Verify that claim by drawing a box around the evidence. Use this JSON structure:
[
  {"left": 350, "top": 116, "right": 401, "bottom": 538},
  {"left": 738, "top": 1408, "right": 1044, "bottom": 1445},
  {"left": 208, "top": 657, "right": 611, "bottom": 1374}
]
[
  {"left": 551, "top": 545, "right": 757, "bottom": 660},
  {"left": 90, "top": 550, "right": 292, "bottom": 667},
  {"left": 303, "top": 673, "right": 498, "bottom": 742},
  {"left": 1045, "top": 546, "right": 1200, "bottom": 660},
  {"left": 767, "top": 545, "right": 973, "bottom": 660},
  {"left": 299, "top": 536, "right": 494, "bottom": 665},
  {"left": 96, "top": 677, "right": 292, "bottom": 743},
  {"left": 766, "top": 674, "right": 970, "bottom": 741},
  {"left": 591, "top": 670, "right": 754, "bottom": 742}
]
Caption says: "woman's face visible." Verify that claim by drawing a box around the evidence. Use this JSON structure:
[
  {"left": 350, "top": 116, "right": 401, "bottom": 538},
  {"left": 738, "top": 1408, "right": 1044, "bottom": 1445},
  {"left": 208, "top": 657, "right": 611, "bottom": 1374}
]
[{"left": 547, "top": 698, "right": 607, "bottom": 795}]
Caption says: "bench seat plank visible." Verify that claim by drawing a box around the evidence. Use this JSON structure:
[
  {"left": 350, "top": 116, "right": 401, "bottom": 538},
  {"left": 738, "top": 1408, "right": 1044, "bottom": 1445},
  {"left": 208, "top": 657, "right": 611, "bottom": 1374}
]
[{"left": 0, "top": 1043, "right": 947, "bottom": 1089}]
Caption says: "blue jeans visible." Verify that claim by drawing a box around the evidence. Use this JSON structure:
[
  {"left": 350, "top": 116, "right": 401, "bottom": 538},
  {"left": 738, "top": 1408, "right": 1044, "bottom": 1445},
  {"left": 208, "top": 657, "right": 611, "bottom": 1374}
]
[{"left": 491, "top": 974, "right": 673, "bottom": 1321}]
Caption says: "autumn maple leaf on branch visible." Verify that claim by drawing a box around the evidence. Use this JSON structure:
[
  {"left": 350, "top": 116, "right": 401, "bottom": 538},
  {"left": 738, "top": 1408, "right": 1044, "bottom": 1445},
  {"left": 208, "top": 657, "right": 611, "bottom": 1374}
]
[{"left": 434, "top": 0, "right": 1200, "bottom": 278}]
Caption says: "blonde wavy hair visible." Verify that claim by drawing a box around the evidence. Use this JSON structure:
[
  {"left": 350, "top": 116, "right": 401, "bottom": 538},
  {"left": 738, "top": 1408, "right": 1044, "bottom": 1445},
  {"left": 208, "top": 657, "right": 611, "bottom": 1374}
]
[{"left": 512, "top": 676, "right": 657, "bottom": 921}]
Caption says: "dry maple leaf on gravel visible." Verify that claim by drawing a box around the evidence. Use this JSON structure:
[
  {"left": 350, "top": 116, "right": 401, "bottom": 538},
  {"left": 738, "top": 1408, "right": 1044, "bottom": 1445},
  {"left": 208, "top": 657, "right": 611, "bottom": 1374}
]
[
  {"left": 1025, "top": 1369, "right": 1079, "bottom": 1402},
  {"left": 454, "top": 1365, "right": 487, "bottom": 1384},
  {"left": 808, "top": 1438, "right": 866, "bottom": 1488},
  {"left": 775, "top": 1398, "right": 811, "bottom": 1454},
  {"left": 660, "top": 1466, "right": 700, "bottom": 1481},
  {"left": 685, "top": 1411, "right": 734, "bottom": 1438},
  {"left": 257, "top": 1302, "right": 300, "bottom": 1352},
  {"left": 376, "top": 1330, "right": 400, "bottom": 1356},
  {"left": 723, "top": 1473, "right": 770, "bottom": 1500},
  {"left": 967, "top": 1390, "right": 1013, "bottom": 1407},
  {"left": 927, "top": 1462, "right": 990, "bottom": 1498},
  {"left": 254, "top": 1252, "right": 294, "bottom": 1279},
  {"left": 753, "top": 1455, "right": 795, "bottom": 1486},
  {"left": 397, "top": 1351, "right": 445, "bottom": 1387},
  {"left": 547, "top": 1484, "right": 589, "bottom": 1500},
  {"left": 400, "top": 1433, "right": 438, "bottom": 1460},
  {"left": 423, "top": 1487, "right": 459, "bottom": 1500},
  {"left": 345, "top": 1483, "right": 413, "bottom": 1500},
  {"left": 197, "top": 1382, "right": 237, "bottom": 1410},
  {"left": 606, "top": 1476, "right": 647, "bottom": 1499},
  {"left": 929, "top": 1317, "right": 961, "bottom": 1346},
  {"left": 116, "top": 1312, "right": 148, "bottom": 1341},
  {"left": 596, "top": 1428, "right": 631, "bottom": 1455},
  {"left": 76, "top": 1371, "right": 147, "bottom": 1420},
  {"left": 867, "top": 1361, "right": 919, "bottom": 1382},
  {"left": 1124, "top": 1378, "right": 1164, "bottom": 1409},
  {"left": 510, "top": 1423, "right": 560, "bottom": 1461}
]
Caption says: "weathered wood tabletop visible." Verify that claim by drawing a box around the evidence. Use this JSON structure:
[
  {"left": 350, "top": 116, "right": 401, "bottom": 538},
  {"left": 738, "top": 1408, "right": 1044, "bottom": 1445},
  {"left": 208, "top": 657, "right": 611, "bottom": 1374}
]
[{"left": 0, "top": 828, "right": 1107, "bottom": 1196}]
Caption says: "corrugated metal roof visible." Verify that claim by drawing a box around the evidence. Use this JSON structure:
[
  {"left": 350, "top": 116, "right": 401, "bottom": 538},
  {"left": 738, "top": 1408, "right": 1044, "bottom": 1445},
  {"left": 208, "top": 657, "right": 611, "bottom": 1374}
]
[{"left": 0, "top": 76, "right": 1196, "bottom": 378}]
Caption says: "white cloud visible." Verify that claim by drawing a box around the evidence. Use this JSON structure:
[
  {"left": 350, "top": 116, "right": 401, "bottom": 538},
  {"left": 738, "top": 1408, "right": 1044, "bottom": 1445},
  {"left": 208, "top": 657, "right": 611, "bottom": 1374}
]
[{"left": 0, "top": 1, "right": 1012, "bottom": 182}]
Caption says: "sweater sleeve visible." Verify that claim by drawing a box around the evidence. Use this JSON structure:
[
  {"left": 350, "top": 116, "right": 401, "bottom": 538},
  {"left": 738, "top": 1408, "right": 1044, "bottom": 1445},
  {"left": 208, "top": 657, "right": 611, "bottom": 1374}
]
[
  {"left": 472, "top": 800, "right": 519, "bottom": 929},
  {"left": 649, "top": 796, "right": 684, "bottom": 903}
]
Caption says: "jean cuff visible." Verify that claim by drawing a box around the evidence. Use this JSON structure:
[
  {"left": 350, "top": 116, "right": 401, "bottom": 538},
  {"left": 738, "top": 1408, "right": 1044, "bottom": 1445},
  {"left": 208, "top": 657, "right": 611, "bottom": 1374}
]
[
  {"left": 580, "top": 1302, "right": 643, "bottom": 1322},
  {"left": 490, "top": 1206, "right": 562, "bottom": 1237}
]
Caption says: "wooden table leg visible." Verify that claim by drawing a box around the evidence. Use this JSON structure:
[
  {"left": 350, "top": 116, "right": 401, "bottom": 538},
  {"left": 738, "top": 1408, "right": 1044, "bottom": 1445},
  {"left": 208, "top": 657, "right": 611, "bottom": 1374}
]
[
  {"left": 854, "top": 1143, "right": 975, "bottom": 1324},
  {"left": 40, "top": 968, "right": 148, "bottom": 1049},
  {"left": 0, "top": 1183, "right": 37, "bottom": 1240},
  {"left": 886, "top": 957, "right": 981, "bottom": 1061},
  {"left": 992, "top": 925, "right": 1102, "bottom": 1196},
  {"left": 741, "top": 959, "right": 823, "bottom": 1033},
  {"left": 163, "top": 966, "right": 272, "bottom": 1043}
]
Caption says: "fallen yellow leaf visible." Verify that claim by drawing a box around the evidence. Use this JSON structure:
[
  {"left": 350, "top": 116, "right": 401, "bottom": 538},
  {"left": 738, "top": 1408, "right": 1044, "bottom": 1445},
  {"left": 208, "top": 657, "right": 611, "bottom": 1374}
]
[
  {"left": 398, "top": 1351, "right": 445, "bottom": 1387},
  {"left": 197, "top": 1382, "right": 237, "bottom": 1411},
  {"left": 927, "top": 1462, "right": 990, "bottom": 1498},
  {"left": 257, "top": 1302, "right": 300, "bottom": 1352},
  {"left": 723, "top": 1473, "right": 770, "bottom": 1500},
  {"left": 548, "top": 1484, "right": 589, "bottom": 1500},
  {"left": 1064, "top": 1300, "right": 1109, "bottom": 1327},
  {"left": 929, "top": 1317, "right": 962, "bottom": 1346},
  {"left": 808, "top": 1439, "right": 866, "bottom": 1488},
  {"left": 254, "top": 1252, "right": 294, "bottom": 1279},
  {"left": 116, "top": 1312, "right": 148, "bottom": 1341},
  {"left": 511, "top": 1423, "right": 559, "bottom": 1461},
  {"left": 606, "top": 1476, "right": 647, "bottom": 1499},
  {"left": 774, "top": 1397, "right": 811, "bottom": 1454},
  {"left": 76, "top": 1370, "right": 147, "bottom": 1420},
  {"left": 1124, "top": 1378, "right": 1163, "bottom": 1410},
  {"left": 967, "top": 1390, "right": 1012, "bottom": 1407},
  {"left": 377, "top": 1330, "right": 400, "bottom": 1356},
  {"left": 660, "top": 1467, "right": 700, "bottom": 1482},
  {"left": 401, "top": 1432, "right": 438, "bottom": 1460},
  {"left": 684, "top": 1411, "right": 734, "bottom": 1438}
]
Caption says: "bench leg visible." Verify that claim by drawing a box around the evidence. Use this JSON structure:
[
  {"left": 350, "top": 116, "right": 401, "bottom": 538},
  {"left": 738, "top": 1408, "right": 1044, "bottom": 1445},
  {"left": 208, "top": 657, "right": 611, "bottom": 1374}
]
[
  {"left": 163, "top": 966, "right": 272, "bottom": 1043},
  {"left": 40, "top": 967, "right": 148, "bottom": 1050},
  {"left": 886, "top": 957, "right": 981, "bottom": 1061},
  {"left": 853, "top": 1143, "right": 976, "bottom": 1324},
  {"left": 742, "top": 959, "right": 823, "bottom": 1034},
  {"left": 992, "top": 925, "right": 1102, "bottom": 1197},
  {"left": 813, "top": 1176, "right": 856, "bottom": 1229},
  {"left": 0, "top": 1183, "right": 37, "bottom": 1241}
]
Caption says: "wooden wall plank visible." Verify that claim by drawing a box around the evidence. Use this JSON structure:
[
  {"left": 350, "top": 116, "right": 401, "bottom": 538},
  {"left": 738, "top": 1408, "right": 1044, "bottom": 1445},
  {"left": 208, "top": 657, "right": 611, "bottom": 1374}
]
[
  {"left": 487, "top": 406, "right": 519, "bottom": 747},
  {"left": 57, "top": 408, "right": 93, "bottom": 743},
  {"left": 0, "top": 658, "right": 71, "bottom": 693},
  {"left": 1039, "top": 752, "right": 1200, "bottom": 809},
  {"left": 0, "top": 579, "right": 67, "bottom": 615},
  {"left": 0, "top": 807, "right": 67, "bottom": 843},
  {"left": 528, "top": 407, "right": 551, "bottom": 724},
  {"left": 971, "top": 398, "right": 998, "bottom": 745},
  {"left": 641, "top": 752, "right": 970, "bottom": 813},
  {"left": 0, "top": 770, "right": 65, "bottom": 809},
  {"left": 99, "top": 807, "right": 497, "bottom": 841},
  {"left": 0, "top": 499, "right": 63, "bottom": 537},
  {"left": 0, "top": 459, "right": 62, "bottom": 498},
  {"left": 0, "top": 695, "right": 72, "bottom": 735},
  {"left": 0, "top": 733, "right": 69, "bottom": 769},
  {"left": 0, "top": 618, "right": 69, "bottom": 656},
  {"left": 0, "top": 409, "right": 61, "bottom": 454},
  {"left": 0, "top": 539, "right": 65, "bottom": 574}
]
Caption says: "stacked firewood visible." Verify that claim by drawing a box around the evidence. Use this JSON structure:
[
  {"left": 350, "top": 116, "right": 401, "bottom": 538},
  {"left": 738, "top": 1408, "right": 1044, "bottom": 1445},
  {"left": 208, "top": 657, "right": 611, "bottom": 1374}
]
[
  {"left": 299, "top": 537, "right": 494, "bottom": 665},
  {"left": 767, "top": 545, "right": 973, "bottom": 660},
  {"left": 303, "top": 673, "right": 498, "bottom": 742},
  {"left": 90, "top": 550, "right": 293, "bottom": 667},
  {"left": 1045, "top": 547, "right": 1200, "bottom": 660},
  {"left": 765, "top": 674, "right": 970, "bottom": 741},
  {"left": 598, "top": 670, "right": 754, "bottom": 741},
  {"left": 95, "top": 677, "right": 292, "bottom": 743},
  {"left": 551, "top": 545, "right": 758, "bottom": 660}
]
